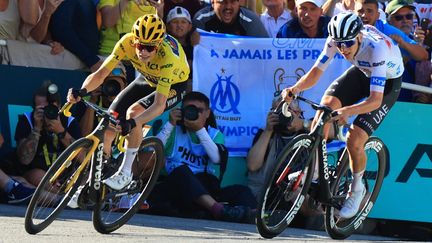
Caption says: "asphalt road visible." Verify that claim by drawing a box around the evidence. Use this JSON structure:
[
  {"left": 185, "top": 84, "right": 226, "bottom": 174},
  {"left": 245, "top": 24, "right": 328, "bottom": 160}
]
[{"left": 0, "top": 204, "right": 401, "bottom": 243}]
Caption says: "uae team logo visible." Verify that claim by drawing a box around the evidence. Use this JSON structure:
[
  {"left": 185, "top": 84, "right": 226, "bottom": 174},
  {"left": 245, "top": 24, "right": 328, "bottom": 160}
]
[{"left": 210, "top": 70, "right": 240, "bottom": 115}]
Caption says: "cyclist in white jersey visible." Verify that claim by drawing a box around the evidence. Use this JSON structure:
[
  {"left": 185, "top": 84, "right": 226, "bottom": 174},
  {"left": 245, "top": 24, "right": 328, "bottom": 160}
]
[{"left": 282, "top": 12, "right": 403, "bottom": 218}]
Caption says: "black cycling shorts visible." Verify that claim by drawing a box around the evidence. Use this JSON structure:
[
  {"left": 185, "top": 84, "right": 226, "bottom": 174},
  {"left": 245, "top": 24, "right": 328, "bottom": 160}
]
[
  {"left": 324, "top": 66, "right": 401, "bottom": 136},
  {"left": 109, "top": 74, "right": 188, "bottom": 119}
]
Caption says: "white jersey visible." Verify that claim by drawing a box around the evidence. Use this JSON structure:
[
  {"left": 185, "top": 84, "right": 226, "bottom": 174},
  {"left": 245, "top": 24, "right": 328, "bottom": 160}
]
[{"left": 315, "top": 25, "right": 404, "bottom": 93}]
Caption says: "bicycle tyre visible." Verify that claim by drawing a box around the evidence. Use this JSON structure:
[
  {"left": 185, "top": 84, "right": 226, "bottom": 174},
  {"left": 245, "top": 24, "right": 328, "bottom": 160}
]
[
  {"left": 256, "top": 134, "right": 316, "bottom": 238},
  {"left": 25, "top": 138, "right": 93, "bottom": 234},
  {"left": 324, "top": 136, "right": 387, "bottom": 239},
  {"left": 92, "top": 136, "right": 164, "bottom": 234}
]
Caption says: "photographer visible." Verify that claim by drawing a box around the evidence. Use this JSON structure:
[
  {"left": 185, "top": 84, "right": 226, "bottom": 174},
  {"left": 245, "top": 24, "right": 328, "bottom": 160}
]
[
  {"left": 14, "top": 81, "right": 81, "bottom": 187},
  {"left": 148, "top": 91, "right": 257, "bottom": 223},
  {"left": 77, "top": 67, "right": 128, "bottom": 136},
  {"left": 246, "top": 95, "right": 310, "bottom": 199}
]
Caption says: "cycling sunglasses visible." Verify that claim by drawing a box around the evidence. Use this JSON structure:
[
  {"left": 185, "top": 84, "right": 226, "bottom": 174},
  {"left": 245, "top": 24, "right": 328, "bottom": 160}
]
[
  {"left": 135, "top": 43, "right": 158, "bottom": 52},
  {"left": 335, "top": 39, "right": 356, "bottom": 49},
  {"left": 392, "top": 13, "right": 414, "bottom": 21}
]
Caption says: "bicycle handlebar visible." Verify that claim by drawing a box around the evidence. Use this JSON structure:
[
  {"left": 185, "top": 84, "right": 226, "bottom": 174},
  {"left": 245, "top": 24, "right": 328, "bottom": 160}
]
[
  {"left": 290, "top": 95, "right": 347, "bottom": 142},
  {"left": 59, "top": 98, "right": 127, "bottom": 152}
]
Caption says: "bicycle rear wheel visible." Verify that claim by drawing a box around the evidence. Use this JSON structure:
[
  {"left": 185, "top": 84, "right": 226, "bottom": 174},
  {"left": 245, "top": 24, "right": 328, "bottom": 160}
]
[
  {"left": 256, "top": 134, "right": 316, "bottom": 238},
  {"left": 324, "top": 136, "right": 388, "bottom": 239},
  {"left": 25, "top": 138, "right": 93, "bottom": 234},
  {"left": 92, "top": 137, "right": 164, "bottom": 234}
]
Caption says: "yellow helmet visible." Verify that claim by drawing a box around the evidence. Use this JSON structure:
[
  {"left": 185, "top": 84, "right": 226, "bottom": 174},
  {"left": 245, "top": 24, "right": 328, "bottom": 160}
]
[{"left": 131, "top": 14, "right": 166, "bottom": 45}]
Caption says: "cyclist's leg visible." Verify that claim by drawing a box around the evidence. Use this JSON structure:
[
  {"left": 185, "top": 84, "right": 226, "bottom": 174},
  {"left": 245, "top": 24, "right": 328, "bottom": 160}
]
[
  {"left": 104, "top": 75, "right": 154, "bottom": 190},
  {"left": 103, "top": 75, "right": 153, "bottom": 156}
]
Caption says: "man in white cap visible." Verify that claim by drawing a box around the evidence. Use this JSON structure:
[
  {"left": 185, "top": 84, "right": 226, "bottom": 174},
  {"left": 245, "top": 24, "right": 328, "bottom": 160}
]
[{"left": 276, "top": 0, "right": 331, "bottom": 38}]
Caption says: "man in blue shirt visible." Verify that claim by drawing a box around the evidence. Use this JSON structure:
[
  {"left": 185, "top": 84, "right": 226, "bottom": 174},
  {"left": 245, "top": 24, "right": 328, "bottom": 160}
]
[
  {"left": 277, "top": 0, "right": 331, "bottom": 38},
  {"left": 354, "top": 0, "right": 428, "bottom": 61}
]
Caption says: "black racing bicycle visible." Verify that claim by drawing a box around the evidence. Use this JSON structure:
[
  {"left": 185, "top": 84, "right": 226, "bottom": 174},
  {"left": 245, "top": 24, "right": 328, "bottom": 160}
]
[
  {"left": 256, "top": 95, "right": 388, "bottom": 239},
  {"left": 25, "top": 96, "right": 164, "bottom": 234}
]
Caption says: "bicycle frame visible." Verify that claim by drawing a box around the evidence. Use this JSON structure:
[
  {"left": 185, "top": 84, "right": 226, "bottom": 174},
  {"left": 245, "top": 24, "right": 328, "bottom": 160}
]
[
  {"left": 295, "top": 96, "right": 344, "bottom": 209},
  {"left": 54, "top": 100, "right": 121, "bottom": 204}
]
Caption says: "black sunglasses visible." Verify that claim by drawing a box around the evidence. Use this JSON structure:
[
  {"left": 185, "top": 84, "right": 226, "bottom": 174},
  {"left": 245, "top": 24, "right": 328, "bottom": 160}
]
[
  {"left": 135, "top": 43, "right": 158, "bottom": 52},
  {"left": 335, "top": 39, "right": 356, "bottom": 49},
  {"left": 393, "top": 13, "right": 414, "bottom": 21}
]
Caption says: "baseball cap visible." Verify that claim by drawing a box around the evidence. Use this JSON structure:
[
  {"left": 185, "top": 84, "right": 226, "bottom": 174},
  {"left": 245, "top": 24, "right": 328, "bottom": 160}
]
[
  {"left": 166, "top": 6, "right": 192, "bottom": 23},
  {"left": 385, "top": 0, "right": 416, "bottom": 16},
  {"left": 295, "top": 0, "right": 324, "bottom": 7}
]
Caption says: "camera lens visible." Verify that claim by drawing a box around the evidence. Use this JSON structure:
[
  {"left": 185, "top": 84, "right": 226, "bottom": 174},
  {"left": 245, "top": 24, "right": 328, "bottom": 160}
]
[
  {"left": 44, "top": 104, "right": 59, "bottom": 120},
  {"left": 182, "top": 105, "right": 200, "bottom": 121},
  {"left": 102, "top": 79, "right": 121, "bottom": 97}
]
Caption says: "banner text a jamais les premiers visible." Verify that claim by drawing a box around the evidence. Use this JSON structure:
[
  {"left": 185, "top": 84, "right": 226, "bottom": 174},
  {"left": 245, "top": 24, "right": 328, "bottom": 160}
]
[{"left": 193, "top": 34, "right": 350, "bottom": 156}]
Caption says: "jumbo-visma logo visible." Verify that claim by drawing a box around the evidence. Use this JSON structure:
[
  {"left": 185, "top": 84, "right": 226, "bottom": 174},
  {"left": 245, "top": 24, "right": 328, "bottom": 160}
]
[{"left": 210, "top": 74, "right": 240, "bottom": 114}]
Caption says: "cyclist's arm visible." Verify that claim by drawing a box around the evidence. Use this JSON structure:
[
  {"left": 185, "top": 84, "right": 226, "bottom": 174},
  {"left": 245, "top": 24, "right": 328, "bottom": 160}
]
[
  {"left": 80, "top": 66, "right": 111, "bottom": 93},
  {"left": 134, "top": 92, "right": 167, "bottom": 125},
  {"left": 292, "top": 66, "right": 324, "bottom": 93}
]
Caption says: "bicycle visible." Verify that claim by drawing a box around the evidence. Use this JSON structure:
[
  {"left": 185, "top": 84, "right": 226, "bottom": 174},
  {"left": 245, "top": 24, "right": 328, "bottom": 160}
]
[
  {"left": 24, "top": 97, "right": 165, "bottom": 234},
  {"left": 255, "top": 95, "right": 388, "bottom": 239}
]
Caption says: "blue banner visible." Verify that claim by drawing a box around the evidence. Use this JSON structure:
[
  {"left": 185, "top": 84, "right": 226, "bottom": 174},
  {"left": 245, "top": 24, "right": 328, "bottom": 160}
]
[{"left": 193, "top": 32, "right": 351, "bottom": 156}]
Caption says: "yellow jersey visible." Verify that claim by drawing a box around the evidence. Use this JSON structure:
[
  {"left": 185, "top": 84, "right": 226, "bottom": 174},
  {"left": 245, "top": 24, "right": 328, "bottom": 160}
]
[{"left": 103, "top": 33, "right": 190, "bottom": 96}]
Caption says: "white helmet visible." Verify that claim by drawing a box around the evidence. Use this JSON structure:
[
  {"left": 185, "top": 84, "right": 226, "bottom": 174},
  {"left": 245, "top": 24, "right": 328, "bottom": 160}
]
[{"left": 328, "top": 12, "right": 363, "bottom": 41}]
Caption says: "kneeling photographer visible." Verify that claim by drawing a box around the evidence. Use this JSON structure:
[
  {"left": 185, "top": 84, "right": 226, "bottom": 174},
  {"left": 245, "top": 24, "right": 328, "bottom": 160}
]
[
  {"left": 246, "top": 95, "right": 311, "bottom": 199},
  {"left": 148, "top": 91, "right": 257, "bottom": 223},
  {"left": 14, "top": 81, "right": 81, "bottom": 187}
]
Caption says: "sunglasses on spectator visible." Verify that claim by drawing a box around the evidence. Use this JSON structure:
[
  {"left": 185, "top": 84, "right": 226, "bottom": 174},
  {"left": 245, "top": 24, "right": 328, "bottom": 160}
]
[
  {"left": 392, "top": 13, "right": 414, "bottom": 21},
  {"left": 135, "top": 43, "right": 158, "bottom": 52},
  {"left": 335, "top": 39, "right": 356, "bottom": 49}
]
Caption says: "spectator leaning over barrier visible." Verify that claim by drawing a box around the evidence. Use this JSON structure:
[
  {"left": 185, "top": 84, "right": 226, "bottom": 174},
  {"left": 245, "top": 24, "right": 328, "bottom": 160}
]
[
  {"left": 354, "top": 0, "right": 428, "bottom": 62},
  {"left": 0, "top": 0, "right": 84, "bottom": 69},
  {"left": 19, "top": 0, "right": 63, "bottom": 50},
  {"left": 0, "top": 132, "right": 35, "bottom": 205},
  {"left": 163, "top": 0, "right": 203, "bottom": 20},
  {"left": 14, "top": 81, "right": 81, "bottom": 187},
  {"left": 193, "top": 0, "right": 269, "bottom": 37},
  {"left": 276, "top": 0, "right": 331, "bottom": 38},
  {"left": 49, "top": 0, "right": 102, "bottom": 72},
  {"left": 386, "top": 0, "right": 429, "bottom": 102},
  {"left": 149, "top": 91, "right": 257, "bottom": 223},
  {"left": 260, "top": 0, "right": 293, "bottom": 37}
]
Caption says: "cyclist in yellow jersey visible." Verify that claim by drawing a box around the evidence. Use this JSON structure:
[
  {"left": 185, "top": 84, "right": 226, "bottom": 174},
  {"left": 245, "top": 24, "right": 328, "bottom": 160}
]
[{"left": 67, "top": 14, "right": 190, "bottom": 191}]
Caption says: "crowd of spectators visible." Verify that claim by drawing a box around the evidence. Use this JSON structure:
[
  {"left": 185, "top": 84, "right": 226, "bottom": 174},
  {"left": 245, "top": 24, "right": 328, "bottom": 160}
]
[{"left": 0, "top": 0, "right": 431, "bottom": 230}]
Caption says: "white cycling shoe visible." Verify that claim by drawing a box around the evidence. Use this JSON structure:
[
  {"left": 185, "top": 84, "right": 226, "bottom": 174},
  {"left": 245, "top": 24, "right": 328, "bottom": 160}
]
[
  {"left": 339, "top": 183, "right": 366, "bottom": 219},
  {"left": 103, "top": 171, "right": 133, "bottom": 191},
  {"left": 67, "top": 185, "right": 84, "bottom": 209}
]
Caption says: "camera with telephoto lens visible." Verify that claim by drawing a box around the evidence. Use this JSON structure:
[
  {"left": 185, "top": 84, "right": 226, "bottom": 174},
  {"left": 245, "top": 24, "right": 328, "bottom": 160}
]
[
  {"left": 273, "top": 102, "right": 293, "bottom": 133},
  {"left": 44, "top": 83, "right": 60, "bottom": 120},
  {"left": 101, "top": 79, "right": 121, "bottom": 97}
]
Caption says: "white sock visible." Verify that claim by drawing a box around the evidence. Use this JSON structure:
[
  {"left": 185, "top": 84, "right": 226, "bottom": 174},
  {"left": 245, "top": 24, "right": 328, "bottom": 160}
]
[
  {"left": 119, "top": 148, "right": 139, "bottom": 176},
  {"left": 351, "top": 170, "right": 365, "bottom": 192}
]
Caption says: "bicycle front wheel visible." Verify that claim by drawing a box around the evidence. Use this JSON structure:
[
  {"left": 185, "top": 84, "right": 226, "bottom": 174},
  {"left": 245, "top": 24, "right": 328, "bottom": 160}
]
[
  {"left": 324, "top": 136, "right": 388, "bottom": 239},
  {"left": 25, "top": 138, "right": 93, "bottom": 234},
  {"left": 92, "top": 137, "right": 164, "bottom": 234},
  {"left": 256, "top": 134, "right": 316, "bottom": 238}
]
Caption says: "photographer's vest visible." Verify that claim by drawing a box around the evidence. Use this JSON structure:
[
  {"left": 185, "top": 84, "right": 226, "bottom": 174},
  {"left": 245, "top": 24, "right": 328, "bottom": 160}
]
[
  {"left": 24, "top": 112, "right": 75, "bottom": 167},
  {"left": 165, "top": 126, "right": 220, "bottom": 177}
]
